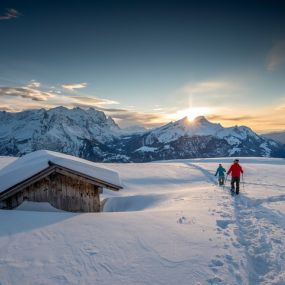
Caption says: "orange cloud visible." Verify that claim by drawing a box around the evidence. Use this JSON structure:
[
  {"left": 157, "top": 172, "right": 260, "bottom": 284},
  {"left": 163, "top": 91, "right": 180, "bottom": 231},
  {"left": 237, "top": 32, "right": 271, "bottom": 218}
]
[
  {"left": 70, "top": 96, "right": 119, "bottom": 105},
  {"left": 62, "top": 83, "right": 87, "bottom": 90},
  {"left": 0, "top": 86, "right": 53, "bottom": 101}
]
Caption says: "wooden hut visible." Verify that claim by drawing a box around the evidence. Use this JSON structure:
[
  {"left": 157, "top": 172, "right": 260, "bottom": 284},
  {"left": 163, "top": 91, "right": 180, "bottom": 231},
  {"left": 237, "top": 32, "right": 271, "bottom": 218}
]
[{"left": 0, "top": 150, "right": 122, "bottom": 212}]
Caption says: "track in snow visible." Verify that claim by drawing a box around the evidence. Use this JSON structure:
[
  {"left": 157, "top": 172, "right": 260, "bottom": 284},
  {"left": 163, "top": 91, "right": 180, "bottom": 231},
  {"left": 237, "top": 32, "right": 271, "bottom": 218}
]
[
  {"left": 185, "top": 162, "right": 285, "bottom": 285},
  {"left": 233, "top": 194, "right": 285, "bottom": 284},
  {"left": 185, "top": 162, "right": 247, "bottom": 284}
]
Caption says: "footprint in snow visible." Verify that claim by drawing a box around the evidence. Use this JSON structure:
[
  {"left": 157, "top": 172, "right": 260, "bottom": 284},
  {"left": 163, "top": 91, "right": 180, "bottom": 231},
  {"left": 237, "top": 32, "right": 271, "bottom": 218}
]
[
  {"left": 84, "top": 246, "right": 99, "bottom": 256},
  {"left": 216, "top": 219, "right": 235, "bottom": 229},
  {"left": 177, "top": 216, "right": 188, "bottom": 224},
  {"left": 177, "top": 216, "right": 196, "bottom": 224},
  {"left": 272, "top": 238, "right": 282, "bottom": 244},
  {"left": 207, "top": 276, "right": 223, "bottom": 284},
  {"left": 209, "top": 259, "right": 224, "bottom": 267}
]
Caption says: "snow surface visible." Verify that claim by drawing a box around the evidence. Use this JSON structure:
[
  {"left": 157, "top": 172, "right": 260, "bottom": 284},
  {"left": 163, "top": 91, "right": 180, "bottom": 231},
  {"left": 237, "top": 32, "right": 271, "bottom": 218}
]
[
  {"left": 15, "top": 201, "right": 64, "bottom": 212},
  {"left": 0, "top": 156, "right": 18, "bottom": 170},
  {"left": 0, "top": 150, "right": 122, "bottom": 193},
  {"left": 0, "top": 157, "right": 285, "bottom": 285}
]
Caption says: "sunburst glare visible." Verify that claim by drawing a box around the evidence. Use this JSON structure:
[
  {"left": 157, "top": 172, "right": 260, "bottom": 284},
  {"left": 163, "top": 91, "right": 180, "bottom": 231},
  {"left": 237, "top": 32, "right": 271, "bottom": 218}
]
[{"left": 171, "top": 107, "right": 209, "bottom": 122}]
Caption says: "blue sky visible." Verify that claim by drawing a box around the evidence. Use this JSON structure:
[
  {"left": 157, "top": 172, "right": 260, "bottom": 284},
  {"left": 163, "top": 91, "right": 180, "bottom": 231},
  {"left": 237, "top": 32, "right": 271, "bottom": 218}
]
[{"left": 0, "top": 0, "right": 285, "bottom": 132}]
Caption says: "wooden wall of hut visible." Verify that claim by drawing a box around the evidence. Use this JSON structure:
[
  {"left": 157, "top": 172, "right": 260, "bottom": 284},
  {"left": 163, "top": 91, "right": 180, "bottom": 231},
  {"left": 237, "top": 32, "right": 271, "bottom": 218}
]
[{"left": 3, "top": 172, "right": 101, "bottom": 212}]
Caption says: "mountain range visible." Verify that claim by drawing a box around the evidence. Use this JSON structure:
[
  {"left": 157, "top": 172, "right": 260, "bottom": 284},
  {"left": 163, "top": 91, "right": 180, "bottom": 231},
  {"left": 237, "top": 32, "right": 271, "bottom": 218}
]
[
  {"left": 0, "top": 106, "right": 284, "bottom": 162},
  {"left": 262, "top": 131, "right": 285, "bottom": 144}
]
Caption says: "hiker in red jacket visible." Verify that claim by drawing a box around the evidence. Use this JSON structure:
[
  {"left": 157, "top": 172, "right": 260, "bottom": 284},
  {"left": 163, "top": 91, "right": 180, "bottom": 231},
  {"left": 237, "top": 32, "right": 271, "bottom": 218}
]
[{"left": 227, "top": 159, "right": 244, "bottom": 195}]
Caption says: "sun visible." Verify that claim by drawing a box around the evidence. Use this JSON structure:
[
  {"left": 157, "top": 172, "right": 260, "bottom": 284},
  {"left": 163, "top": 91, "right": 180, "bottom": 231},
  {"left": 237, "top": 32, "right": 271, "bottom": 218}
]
[
  {"left": 187, "top": 113, "right": 197, "bottom": 122},
  {"left": 169, "top": 107, "right": 209, "bottom": 123},
  {"left": 186, "top": 107, "right": 209, "bottom": 122}
]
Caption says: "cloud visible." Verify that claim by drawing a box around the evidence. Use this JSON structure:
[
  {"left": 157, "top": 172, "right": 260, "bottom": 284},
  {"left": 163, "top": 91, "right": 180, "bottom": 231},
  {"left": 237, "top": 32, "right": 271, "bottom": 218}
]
[
  {"left": 0, "top": 86, "right": 53, "bottom": 101},
  {"left": 0, "top": 8, "right": 21, "bottom": 20},
  {"left": 207, "top": 115, "right": 254, "bottom": 122},
  {"left": 27, "top": 80, "right": 41, "bottom": 88},
  {"left": 276, "top": 105, "right": 285, "bottom": 111},
  {"left": 62, "top": 83, "right": 87, "bottom": 90},
  {"left": 207, "top": 114, "right": 278, "bottom": 125},
  {"left": 67, "top": 104, "right": 126, "bottom": 113},
  {"left": 267, "top": 40, "right": 285, "bottom": 71},
  {"left": 0, "top": 97, "right": 52, "bottom": 112},
  {"left": 65, "top": 102, "right": 164, "bottom": 128},
  {"left": 0, "top": 80, "right": 123, "bottom": 113},
  {"left": 1, "top": 83, "right": 284, "bottom": 132},
  {"left": 101, "top": 109, "right": 166, "bottom": 128},
  {"left": 90, "top": 106, "right": 130, "bottom": 112},
  {"left": 0, "top": 106, "right": 16, "bottom": 112},
  {"left": 70, "top": 96, "right": 119, "bottom": 105}
]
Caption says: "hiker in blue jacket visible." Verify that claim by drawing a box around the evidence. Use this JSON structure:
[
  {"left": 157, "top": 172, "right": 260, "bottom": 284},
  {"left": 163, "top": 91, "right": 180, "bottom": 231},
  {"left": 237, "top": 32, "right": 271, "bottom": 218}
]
[{"left": 215, "top": 164, "right": 226, "bottom": 186}]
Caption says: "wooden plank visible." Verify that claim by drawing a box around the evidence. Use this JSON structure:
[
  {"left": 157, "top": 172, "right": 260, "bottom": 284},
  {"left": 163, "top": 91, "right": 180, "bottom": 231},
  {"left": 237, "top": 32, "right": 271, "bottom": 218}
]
[
  {"left": 0, "top": 166, "right": 56, "bottom": 201},
  {"left": 54, "top": 167, "right": 120, "bottom": 190},
  {"left": 94, "top": 186, "right": 100, "bottom": 212},
  {"left": 1, "top": 167, "right": 102, "bottom": 212},
  {"left": 61, "top": 175, "right": 67, "bottom": 210}
]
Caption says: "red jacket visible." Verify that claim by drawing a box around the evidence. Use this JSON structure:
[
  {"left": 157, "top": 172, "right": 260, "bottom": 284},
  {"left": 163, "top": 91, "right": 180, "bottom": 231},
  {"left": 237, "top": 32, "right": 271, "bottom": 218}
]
[{"left": 227, "top": 163, "right": 243, "bottom": 177}]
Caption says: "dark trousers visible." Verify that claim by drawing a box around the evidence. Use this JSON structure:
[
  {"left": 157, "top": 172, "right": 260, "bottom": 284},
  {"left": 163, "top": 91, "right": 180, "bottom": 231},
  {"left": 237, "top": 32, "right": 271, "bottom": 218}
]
[
  {"left": 218, "top": 176, "right": 225, "bottom": 186},
  {"left": 231, "top": 177, "right": 240, "bottom": 194}
]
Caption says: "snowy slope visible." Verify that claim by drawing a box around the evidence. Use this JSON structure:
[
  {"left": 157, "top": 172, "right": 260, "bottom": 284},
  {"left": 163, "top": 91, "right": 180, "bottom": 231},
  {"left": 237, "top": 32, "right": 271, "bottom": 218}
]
[
  {"left": 144, "top": 116, "right": 264, "bottom": 149},
  {"left": 0, "top": 107, "right": 120, "bottom": 157},
  {"left": 263, "top": 131, "right": 285, "bottom": 144},
  {"left": 125, "top": 116, "right": 285, "bottom": 160},
  {"left": 148, "top": 116, "right": 224, "bottom": 143},
  {"left": 0, "top": 157, "right": 285, "bottom": 285},
  {"left": 144, "top": 116, "right": 262, "bottom": 144}
]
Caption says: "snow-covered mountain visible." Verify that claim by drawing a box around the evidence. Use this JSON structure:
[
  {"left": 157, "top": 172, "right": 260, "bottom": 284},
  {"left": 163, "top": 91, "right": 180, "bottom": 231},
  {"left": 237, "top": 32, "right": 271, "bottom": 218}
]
[
  {"left": 0, "top": 107, "right": 284, "bottom": 161},
  {"left": 121, "top": 125, "right": 148, "bottom": 135},
  {"left": 262, "top": 131, "right": 285, "bottom": 144},
  {"left": 118, "top": 116, "right": 285, "bottom": 161},
  {"left": 144, "top": 116, "right": 261, "bottom": 144},
  {"left": 0, "top": 106, "right": 120, "bottom": 160}
]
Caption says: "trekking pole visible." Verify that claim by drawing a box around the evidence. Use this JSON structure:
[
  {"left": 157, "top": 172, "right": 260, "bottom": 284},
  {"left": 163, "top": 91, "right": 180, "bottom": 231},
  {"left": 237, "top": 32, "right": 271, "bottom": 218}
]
[{"left": 242, "top": 173, "right": 245, "bottom": 191}]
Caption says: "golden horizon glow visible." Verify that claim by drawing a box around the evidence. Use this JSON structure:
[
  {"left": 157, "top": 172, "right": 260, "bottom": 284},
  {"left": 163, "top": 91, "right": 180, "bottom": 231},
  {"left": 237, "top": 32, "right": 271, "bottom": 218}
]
[{"left": 169, "top": 107, "right": 210, "bottom": 122}]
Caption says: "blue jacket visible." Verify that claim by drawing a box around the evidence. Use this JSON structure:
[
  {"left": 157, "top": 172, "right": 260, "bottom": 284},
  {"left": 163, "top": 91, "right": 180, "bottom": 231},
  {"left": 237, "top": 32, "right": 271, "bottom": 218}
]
[{"left": 215, "top": 166, "right": 226, "bottom": 177}]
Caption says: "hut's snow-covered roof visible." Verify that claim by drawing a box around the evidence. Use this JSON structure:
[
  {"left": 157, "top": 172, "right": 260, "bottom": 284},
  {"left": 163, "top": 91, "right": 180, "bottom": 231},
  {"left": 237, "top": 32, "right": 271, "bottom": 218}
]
[
  {"left": 0, "top": 150, "right": 122, "bottom": 193},
  {"left": 0, "top": 156, "right": 18, "bottom": 170}
]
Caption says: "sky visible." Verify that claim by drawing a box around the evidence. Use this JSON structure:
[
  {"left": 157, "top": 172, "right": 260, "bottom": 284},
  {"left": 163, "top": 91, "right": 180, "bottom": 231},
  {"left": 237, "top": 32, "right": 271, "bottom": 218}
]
[{"left": 0, "top": 0, "right": 285, "bottom": 133}]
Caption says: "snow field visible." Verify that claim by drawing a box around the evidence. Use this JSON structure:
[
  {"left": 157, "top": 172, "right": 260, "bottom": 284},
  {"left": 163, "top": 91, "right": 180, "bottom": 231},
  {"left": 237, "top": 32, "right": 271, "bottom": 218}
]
[{"left": 0, "top": 157, "right": 284, "bottom": 285}]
